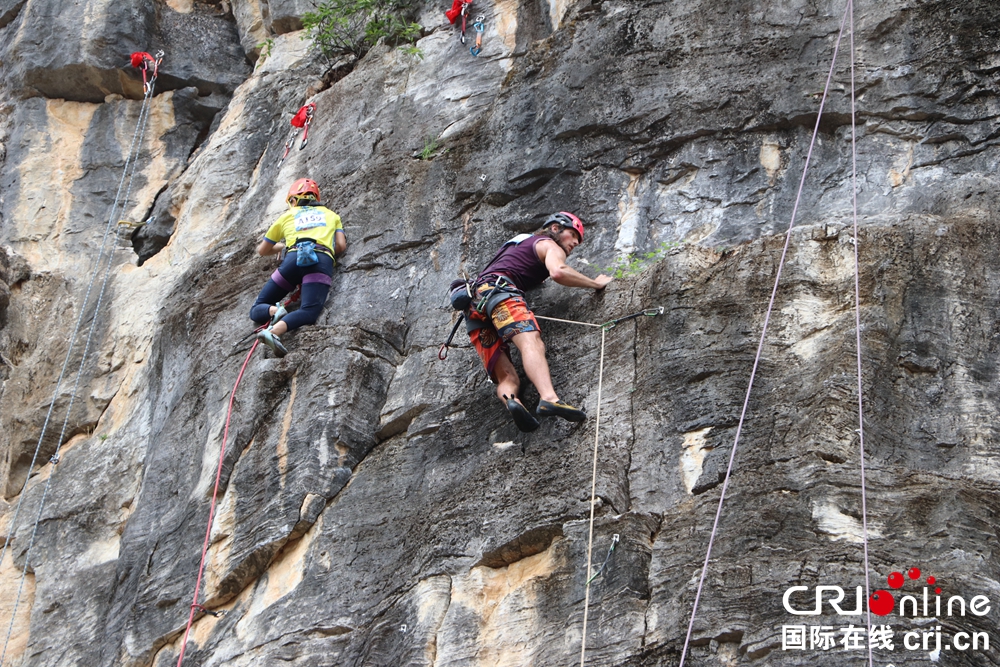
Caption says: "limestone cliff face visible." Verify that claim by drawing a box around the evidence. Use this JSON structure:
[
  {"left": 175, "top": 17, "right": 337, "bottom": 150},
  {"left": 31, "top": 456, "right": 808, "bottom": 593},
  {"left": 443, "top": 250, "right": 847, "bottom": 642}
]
[{"left": 0, "top": 0, "right": 998, "bottom": 665}]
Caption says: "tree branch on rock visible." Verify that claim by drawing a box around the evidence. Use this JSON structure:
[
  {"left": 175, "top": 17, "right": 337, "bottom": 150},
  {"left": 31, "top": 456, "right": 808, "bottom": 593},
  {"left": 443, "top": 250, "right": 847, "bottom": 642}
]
[{"left": 303, "top": 0, "right": 422, "bottom": 61}]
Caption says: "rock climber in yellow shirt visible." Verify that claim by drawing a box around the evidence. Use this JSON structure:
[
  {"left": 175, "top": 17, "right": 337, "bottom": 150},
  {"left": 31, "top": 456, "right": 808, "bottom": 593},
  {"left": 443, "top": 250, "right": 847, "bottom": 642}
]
[{"left": 250, "top": 178, "right": 347, "bottom": 357}]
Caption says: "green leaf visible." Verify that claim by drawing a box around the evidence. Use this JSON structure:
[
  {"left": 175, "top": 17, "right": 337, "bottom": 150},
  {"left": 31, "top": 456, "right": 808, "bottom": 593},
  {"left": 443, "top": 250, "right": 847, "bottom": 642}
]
[{"left": 305, "top": 0, "right": 423, "bottom": 59}]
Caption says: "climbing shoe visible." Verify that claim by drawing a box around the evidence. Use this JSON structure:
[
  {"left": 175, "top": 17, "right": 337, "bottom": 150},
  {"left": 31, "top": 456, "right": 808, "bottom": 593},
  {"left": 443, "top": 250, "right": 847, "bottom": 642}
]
[
  {"left": 505, "top": 396, "right": 540, "bottom": 433},
  {"left": 536, "top": 399, "right": 587, "bottom": 423},
  {"left": 270, "top": 303, "right": 288, "bottom": 326},
  {"left": 257, "top": 329, "right": 288, "bottom": 358}
]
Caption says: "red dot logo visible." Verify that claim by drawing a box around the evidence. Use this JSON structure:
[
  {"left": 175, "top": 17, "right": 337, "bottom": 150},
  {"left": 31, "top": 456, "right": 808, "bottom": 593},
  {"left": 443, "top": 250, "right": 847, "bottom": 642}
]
[
  {"left": 869, "top": 590, "right": 895, "bottom": 616},
  {"left": 908, "top": 567, "right": 921, "bottom": 580},
  {"left": 935, "top": 587, "right": 942, "bottom": 594},
  {"left": 927, "top": 576, "right": 936, "bottom": 585},
  {"left": 887, "top": 572, "right": 904, "bottom": 589}
]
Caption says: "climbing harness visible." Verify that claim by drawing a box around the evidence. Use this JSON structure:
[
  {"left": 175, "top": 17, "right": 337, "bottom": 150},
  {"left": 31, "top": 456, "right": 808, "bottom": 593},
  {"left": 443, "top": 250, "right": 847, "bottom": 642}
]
[
  {"left": 1, "top": 50, "right": 166, "bottom": 667},
  {"left": 438, "top": 276, "right": 526, "bottom": 359},
  {"left": 586, "top": 534, "right": 619, "bottom": 584},
  {"left": 676, "top": 3, "right": 872, "bottom": 667},
  {"left": 280, "top": 103, "right": 316, "bottom": 163},
  {"left": 438, "top": 234, "right": 536, "bottom": 357},
  {"left": 473, "top": 276, "right": 523, "bottom": 315},
  {"left": 470, "top": 16, "right": 485, "bottom": 56},
  {"left": 176, "top": 339, "right": 259, "bottom": 667}
]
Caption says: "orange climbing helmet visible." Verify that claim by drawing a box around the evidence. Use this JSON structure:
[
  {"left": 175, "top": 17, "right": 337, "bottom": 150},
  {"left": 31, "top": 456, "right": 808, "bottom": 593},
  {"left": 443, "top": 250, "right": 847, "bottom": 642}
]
[
  {"left": 287, "top": 178, "right": 320, "bottom": 206},
  {"left": 544, "top": 211, "right": 584, "bottom": 242}
]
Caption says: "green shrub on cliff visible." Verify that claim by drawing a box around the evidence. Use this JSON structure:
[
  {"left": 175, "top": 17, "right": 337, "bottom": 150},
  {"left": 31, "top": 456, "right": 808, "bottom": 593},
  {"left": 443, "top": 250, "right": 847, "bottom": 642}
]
[
  {"left": 303, "top": 0, "right": 421, "bottom": 59},
  {"left": 602, "top": 241, "right": 680, "bottom": 279}
]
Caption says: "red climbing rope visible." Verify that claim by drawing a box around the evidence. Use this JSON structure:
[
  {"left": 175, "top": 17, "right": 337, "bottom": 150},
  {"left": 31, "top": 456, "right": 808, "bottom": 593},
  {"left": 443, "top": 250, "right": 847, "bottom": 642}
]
[
  {"left": 677, "top": 2, "right": 857, "bottom": 665},
  {"left": 176, "top": 340, "right": 259, "bottom": 667}
]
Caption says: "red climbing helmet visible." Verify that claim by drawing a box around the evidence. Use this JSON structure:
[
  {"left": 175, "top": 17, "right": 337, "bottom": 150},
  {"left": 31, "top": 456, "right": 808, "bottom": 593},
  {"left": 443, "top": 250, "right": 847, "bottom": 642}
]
[
  {"left": 287, "top": 178, "right": 320, "bottom": 205},
  {"left": 544, "top": 211, "right": 585, "bottom": 242}
]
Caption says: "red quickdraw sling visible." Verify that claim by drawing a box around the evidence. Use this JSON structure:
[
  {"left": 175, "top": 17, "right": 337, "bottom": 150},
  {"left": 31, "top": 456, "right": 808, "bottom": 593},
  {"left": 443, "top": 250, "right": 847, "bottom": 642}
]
[{"left": 280, "top": 103, "right": 317, "bottom": 162}]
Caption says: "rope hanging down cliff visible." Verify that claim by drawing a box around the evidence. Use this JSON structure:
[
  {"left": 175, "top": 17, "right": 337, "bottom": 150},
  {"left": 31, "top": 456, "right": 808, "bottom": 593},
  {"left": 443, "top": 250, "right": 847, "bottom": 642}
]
[
  {"left": 676, "top": 2, "right": 874, "bottom": 666},
  {"left": 508, "top": 308, "right": 665, "bottom": 667},
  {"left": 174, "top": 338, "right": 259, "bottom": 667},
  {"left": 176, "top": 285, "right": 303, "bottom": 666},
  {"left": 0, "top": 51, "right": 165, "bottom": 667}
]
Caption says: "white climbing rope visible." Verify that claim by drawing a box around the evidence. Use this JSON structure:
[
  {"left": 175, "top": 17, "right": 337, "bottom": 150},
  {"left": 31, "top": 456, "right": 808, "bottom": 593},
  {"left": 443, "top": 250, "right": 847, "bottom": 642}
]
[
  {"left": 0, "top": 60, "right": 162, "bottom": 666},
  {"left": 677, "top": 2, "right": 871, "bottom": 664},
  {"left": 579, "top": 325, "right": 605, "bottom": 667},
  {"left": 847, "top": 5, "right": 874, "bottom": 665},
  {"left": 535, "top": 314, "right": 604, "bottom": 328},
  {"left": 524, "top": 308, "right": 662, "bottom": 666}
]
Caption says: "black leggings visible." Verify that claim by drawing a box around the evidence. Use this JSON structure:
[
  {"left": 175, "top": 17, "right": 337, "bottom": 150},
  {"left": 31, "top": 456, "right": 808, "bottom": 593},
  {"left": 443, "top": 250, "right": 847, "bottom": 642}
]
[{"left": 250, "top": 251, "right": 334, "bottom": 331}]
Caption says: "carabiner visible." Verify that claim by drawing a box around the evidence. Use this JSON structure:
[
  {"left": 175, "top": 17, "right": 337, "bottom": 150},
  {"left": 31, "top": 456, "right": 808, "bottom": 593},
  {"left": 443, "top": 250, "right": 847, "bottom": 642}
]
[{"left": 470, "top": 16, "right": 485, "bottom": 56}]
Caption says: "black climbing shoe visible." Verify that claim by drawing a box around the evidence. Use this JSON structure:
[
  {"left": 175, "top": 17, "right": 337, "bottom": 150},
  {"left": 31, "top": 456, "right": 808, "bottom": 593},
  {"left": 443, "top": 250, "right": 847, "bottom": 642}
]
[
  {"left": 257, "top": 329, "right": 288, "bottom": 358},
  {"left": 505, "top": 397, "right": 540, "bottom": 433},
  {"left": 536, "top": 399, "right": 587, "bottom": 423}
]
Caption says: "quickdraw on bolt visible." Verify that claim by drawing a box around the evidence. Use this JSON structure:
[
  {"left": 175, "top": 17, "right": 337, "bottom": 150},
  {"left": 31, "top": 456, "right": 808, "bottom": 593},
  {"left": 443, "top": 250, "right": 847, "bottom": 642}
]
[
  {"left": 470, "top": 16, "right": 485, "bottom": 56},
  {"left": 587, "top": 534, "right": 620, "bottom": 584},
  {"left": 601, "top": 306, "right": 664, "bottom": 330},
  {"left": 459, "top": 0, "right": 473, "bottom": 44},
  {"left": 116, "top": 217, "right": 150, "bottom": 250},
  {"left": 280, "top": 103, "right": 317, "bottom": 163},
  {"left": 191, "top": 603, "right": 225, "bottom": 618},
  {"left": 130, "top": 50, "right": 165, "bottom": 95}
]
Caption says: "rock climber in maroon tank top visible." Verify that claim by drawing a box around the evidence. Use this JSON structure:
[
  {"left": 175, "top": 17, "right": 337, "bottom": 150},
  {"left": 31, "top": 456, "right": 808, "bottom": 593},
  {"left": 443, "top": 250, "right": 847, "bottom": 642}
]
[{"left": 465, "top": 212, "right": 612, "bottom": 432}]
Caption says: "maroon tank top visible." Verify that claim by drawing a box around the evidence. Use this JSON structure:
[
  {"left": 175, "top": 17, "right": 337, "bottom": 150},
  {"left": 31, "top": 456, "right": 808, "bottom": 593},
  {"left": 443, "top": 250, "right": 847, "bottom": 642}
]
[{"left": 479, "top": 235, "right": 551, "bottom": 291}]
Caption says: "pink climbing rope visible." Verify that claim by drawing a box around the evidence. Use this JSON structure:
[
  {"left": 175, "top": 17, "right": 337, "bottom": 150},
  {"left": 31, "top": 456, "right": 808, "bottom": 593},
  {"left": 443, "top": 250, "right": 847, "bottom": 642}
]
[
  {"left": 678, "top": 3, "right": 854, "bottom": 664},
  {"left": 846, "top": 3, "right": 874, "bottom": 666},
  {"left": 176, "top": 340, "right": 259, "bottom": 667}
]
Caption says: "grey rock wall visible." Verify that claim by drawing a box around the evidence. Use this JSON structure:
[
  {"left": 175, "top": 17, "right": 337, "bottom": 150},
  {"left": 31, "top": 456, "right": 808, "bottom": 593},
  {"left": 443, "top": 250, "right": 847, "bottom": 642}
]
[
  {"left": 2, "top": 0, "right": 249, "bottom": 104},
  {"left": 1, "top": 0, "right": 999, "bottom": 665}
]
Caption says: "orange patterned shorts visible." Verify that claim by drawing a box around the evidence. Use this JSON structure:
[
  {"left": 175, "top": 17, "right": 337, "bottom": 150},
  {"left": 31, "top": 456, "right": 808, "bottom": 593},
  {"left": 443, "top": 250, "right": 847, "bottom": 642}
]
[{"left": 468, "top": 295, "right": 540, "bottom": 381}]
